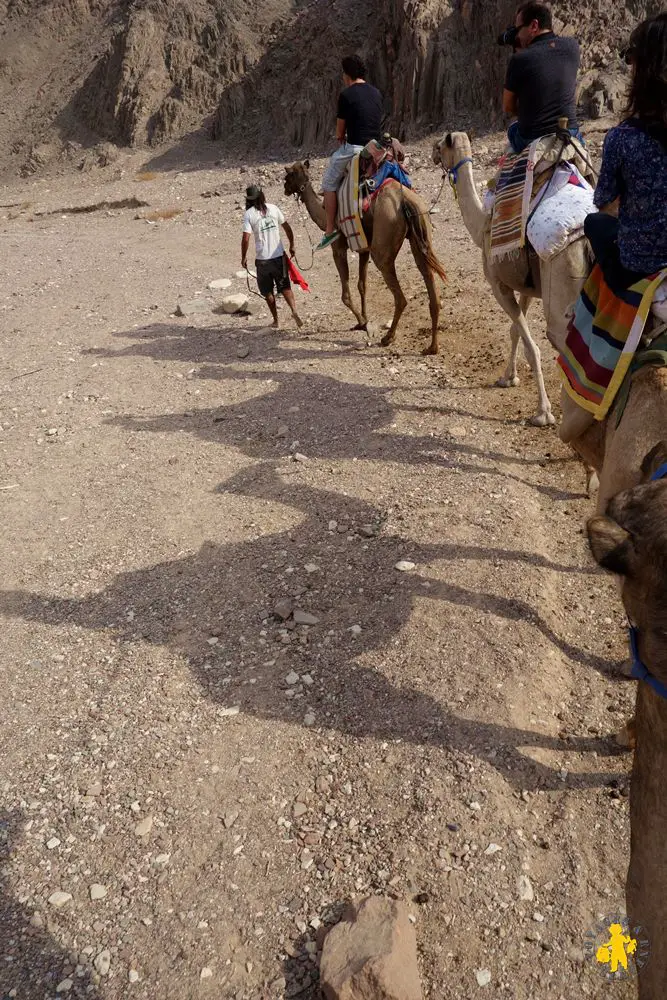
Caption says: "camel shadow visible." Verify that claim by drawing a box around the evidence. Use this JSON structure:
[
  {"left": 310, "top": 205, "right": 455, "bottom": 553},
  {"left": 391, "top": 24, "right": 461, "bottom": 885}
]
[{"left": 0, "top": 466, "right": 624, "bottom": 795}]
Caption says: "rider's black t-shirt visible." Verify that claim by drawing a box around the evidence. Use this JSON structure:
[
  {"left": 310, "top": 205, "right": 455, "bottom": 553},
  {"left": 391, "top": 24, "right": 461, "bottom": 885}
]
[
  {"left": 505, "top": 32, "right": 580, "bottom": 141},
  {"left": 337, "top": 82, "right": 384, "bottom": 146}
]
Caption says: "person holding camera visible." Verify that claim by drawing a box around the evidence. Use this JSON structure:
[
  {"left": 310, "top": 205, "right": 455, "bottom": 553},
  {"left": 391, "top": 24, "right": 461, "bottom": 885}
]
[{"left": 500, "top": 2, "right": 581, "bottom": 154}]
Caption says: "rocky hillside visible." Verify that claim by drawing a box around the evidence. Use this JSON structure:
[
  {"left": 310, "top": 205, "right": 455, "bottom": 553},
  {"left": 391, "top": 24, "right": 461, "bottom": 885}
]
[{"left": 0, "top": 0, "right": 664, "bottom": 174}]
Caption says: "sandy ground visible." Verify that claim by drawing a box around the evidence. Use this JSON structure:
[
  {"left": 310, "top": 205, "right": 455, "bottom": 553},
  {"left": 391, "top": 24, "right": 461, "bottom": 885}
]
[{"left": 0, "top": 127, "right": 636, "bottom": 999}]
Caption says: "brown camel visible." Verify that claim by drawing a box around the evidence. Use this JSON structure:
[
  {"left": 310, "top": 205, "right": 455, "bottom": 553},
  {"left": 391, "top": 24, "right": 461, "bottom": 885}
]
[
  {"left": 284, "top": 160, "right": 447, "bottom": 354},
  {"left": 587, "top": 415, "right": 667, "bottom": 999},
  {"left": 433, "top": 131, "right": 590, "bottom": 426}
]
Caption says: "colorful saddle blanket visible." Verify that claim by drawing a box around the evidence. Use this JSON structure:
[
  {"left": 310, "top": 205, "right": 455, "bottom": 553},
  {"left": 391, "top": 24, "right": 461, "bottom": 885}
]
[{"left": 558, "top": 264, "right": 667, "bottom": 419}]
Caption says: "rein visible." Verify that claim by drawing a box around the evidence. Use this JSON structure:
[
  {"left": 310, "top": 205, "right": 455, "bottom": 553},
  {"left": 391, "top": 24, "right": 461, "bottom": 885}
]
[{"left": 628, "top": 462, "right": 667, "bottom": 699}]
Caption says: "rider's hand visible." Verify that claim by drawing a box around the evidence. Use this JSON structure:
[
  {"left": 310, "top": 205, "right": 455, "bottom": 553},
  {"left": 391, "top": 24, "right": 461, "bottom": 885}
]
[
  {"left": 241, "top": 258, "right": 247, "bottom": 269},
  {"left": 289, "top": 245, "right": 296, "bottom": 259}
]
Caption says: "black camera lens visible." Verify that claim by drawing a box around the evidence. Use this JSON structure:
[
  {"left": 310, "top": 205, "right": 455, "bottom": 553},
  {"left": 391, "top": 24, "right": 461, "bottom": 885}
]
[{"left": 497, "top": 25, "right": 519, "bottom": 46}]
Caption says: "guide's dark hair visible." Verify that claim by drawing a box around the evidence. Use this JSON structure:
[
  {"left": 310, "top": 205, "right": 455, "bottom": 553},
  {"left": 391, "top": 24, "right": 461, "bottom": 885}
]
[
  {"left": 245, "top": 186, "right": 267, "bottom": 215},
  {"left": 342, "top": 55, "right": 366, "bottom": 80},
  {"left": 516, "top": 2, "right": 553, "bottom": 30},
  {"left": 626, "top": 12, "right": 667, "bottom": 128}
]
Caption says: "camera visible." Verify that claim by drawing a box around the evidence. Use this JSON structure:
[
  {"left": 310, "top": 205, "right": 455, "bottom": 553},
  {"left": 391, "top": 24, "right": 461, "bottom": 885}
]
[{"left": 497, "top": 24, "right": 519, "bottom": 46}]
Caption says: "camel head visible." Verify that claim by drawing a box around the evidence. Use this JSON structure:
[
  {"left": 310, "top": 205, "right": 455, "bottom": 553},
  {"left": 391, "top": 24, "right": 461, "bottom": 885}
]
[
  {"left": 433, "top": 131, "right": 473, "bottom": 170},
  {"left": 588, "top": 440, "right": 667, "bottom": 684},
  {"left": 284, "top": 159, "right": 311, "bottom": 199}
]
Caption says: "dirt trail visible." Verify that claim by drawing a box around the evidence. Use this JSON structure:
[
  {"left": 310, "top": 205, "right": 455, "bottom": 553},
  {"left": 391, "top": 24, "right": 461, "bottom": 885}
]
[{"left": 0, "top": 134, "right": 635, "bottom": 999}]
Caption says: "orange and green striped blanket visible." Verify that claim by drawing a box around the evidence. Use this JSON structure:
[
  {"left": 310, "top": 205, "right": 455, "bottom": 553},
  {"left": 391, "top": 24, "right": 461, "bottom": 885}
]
[{"left": 558, "top": 264, "right": 667, "bottom": 419}]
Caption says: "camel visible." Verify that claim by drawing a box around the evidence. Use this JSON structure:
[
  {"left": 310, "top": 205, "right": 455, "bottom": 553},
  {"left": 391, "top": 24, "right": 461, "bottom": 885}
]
[
  {"left": 433, "top": 131, "right": 590, "bottom": 426},
  {"left": 584, "top": 378, "right": 667, "bottom": 998},
  {"left": 284, "top": 160, "right": 447, "bottom": 354}
]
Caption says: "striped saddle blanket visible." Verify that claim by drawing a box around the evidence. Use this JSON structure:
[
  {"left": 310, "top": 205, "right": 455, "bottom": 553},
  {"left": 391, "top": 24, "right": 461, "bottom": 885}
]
[
  {"left": 338, "top": 154, "right": 368, "bottom": 254},
  {"left": 558, "top": 264, "right": 667, "bottom": 420}
]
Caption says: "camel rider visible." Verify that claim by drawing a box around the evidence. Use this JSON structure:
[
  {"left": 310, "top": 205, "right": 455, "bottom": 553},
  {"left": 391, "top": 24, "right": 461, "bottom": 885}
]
[
  {"left": 501, "top": 2, "right": 582, "bottom": 154},
  {"left": 584, "top": 12, "right": 667, "bottom": 291},
  {"left": 241, "top": 185, "right": 303, "bottom": 329},
  {"left": 315, "top": 54, "right": 384, "bottom": 251}
]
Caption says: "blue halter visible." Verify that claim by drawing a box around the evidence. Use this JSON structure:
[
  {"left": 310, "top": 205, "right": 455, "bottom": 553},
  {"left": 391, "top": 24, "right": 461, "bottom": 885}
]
[
  {"left": 628, "top": 461, "right": 667, "bottom": 699},
  {"left": 446, "top": 156, "right": 473, "bottom": 188}
]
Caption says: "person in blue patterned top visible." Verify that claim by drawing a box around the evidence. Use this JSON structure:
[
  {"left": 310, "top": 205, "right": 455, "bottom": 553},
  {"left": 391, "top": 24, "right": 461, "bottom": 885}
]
[{"left": 584, "top": 13, "right": 667, "bottom": 291}]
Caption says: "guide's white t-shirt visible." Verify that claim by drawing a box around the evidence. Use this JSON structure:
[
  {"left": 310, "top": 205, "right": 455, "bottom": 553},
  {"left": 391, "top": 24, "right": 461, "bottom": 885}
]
[{"left": 242, "top": 204, "right": 285, "bottom": 261}]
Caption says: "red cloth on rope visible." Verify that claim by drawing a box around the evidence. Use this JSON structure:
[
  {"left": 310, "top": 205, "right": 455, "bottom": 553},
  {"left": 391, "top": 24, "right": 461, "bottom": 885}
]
[{"left": 287, "top": 257, "right": 309, "bottom": 292}]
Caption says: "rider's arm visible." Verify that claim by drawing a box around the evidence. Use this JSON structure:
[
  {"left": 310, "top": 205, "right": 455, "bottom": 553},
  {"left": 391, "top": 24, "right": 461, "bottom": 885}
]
[
  {"left": 503, "top": 89, "right": 518, "bottom": 116},
  {"left": 336, "top": 118, "right": 346, "bottom": 144}
]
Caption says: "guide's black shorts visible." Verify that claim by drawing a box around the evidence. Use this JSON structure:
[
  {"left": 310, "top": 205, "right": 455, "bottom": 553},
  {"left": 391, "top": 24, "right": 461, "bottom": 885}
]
[{"left": 256, "top": 256, "right": 291, "bottom": 297}]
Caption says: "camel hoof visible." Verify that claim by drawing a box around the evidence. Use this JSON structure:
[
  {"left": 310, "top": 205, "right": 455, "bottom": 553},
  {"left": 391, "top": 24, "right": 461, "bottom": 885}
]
[
  {"left": 380, "top": 333, "right": 395, "bottom": 347},
  {"left": 351, "top": 322, "right": 368, "bottom": 331},
  {"left": 495, "top": 376, "right": 520, "bottom": 388},
  {"left": 422, "top": 345, "right": 439, "bottom": 356},
  {"left": 615, "top": 718, "right": 636, "bottom": 752},
  {"left": 529, "top": 411, "right": 556, "bottom": 428}
]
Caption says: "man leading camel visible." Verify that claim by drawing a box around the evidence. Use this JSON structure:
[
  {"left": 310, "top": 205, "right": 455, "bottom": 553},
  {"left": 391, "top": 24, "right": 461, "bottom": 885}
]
[
  {"left": 241, "top": 185, "right": 303, "bottom": 330},
  {"left": 501, "top": 2, "right": 582, "bottom": 154},
  {"left": 315, "top": 55, "right": 384, "bottom": 251}
]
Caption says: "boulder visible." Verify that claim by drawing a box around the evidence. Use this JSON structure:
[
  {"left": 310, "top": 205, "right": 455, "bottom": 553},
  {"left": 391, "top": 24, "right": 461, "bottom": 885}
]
[
  {"left": 220, "top": 293, "right": 250, "bottom": 314},
  {"left": 209, "top": 278, "right": 232, "bottom": 290},
  {"left": 176, "top": 299, "right": 209, "bottom": 317},
  {"left": 320, "top": 896, "right": 422, "bottom": 1000}
]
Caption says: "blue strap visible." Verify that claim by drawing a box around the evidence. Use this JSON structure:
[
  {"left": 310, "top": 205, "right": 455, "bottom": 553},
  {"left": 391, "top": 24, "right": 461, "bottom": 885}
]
[
  {"left": 448, "top": 157, "right": 473, "bottom": 183},
  {"left": 651, "top": 462, "right": 667, "bottom": 482},
  {"left": 629, "top": 626, "right": 667, "bottom": 700}
]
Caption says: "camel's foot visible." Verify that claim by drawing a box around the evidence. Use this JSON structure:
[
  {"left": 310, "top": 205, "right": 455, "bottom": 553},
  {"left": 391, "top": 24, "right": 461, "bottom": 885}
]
[
  {"left": 380, "top": 332, "right": 395, "bottom": 347},
  {"left": 529, "top": 410, "right": 556, "bottom": 428},
  {"left": 351, "top": 322, "right": 367, "bottom": 331},
  {"left": 615, "top": 717, "right": 636, "bottom": 751},
  {"left": 495, "top": 375, "right": 520, "bottom": 388},
  {"left": 586, "top": 468, "right": 599, "bottom": 497},
  {"left": 422, "top": 343, "right": 439, "bottom": 356}
]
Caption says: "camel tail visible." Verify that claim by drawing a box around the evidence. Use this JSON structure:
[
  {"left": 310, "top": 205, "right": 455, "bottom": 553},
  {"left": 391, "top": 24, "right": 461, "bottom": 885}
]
[{"left": 401, "top": 189, "right": 447, "bottom": 284}]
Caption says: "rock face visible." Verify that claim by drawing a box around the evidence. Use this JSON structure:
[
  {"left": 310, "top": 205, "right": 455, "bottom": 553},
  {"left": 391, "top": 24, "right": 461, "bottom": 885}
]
[{"left": 320, "top": 896, "right": 423, "bottom": 1000}]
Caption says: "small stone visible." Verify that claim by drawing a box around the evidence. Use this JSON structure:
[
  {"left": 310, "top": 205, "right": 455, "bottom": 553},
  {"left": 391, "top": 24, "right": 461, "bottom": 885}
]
[
  {"left": 153, "top": 853, "right": 171, "bottom": 866},
  {"left": 359, "top": 524, "right": 376, "bottom": 538},
  {"left": 30, "top": 911, "right": 45, "bottom": 928},
  {"left": 293, "top": 802, "right": 308, "bottom": 818},
  {"left": 301, "top": 673, "right": 314, "bottom": 686},
  {"left": 218, "top": 705, "right": 240, "bottom": 717},
  {"left": 208, "top": 278, "right": 232, "bottom": 290},
  {"left": 293, "top": 609, "right": 320, "bottom": 626},
  {"left": 293, "top": 452, "right": 309, "bottom": 463},
  {"left": 223, "top": 811, "right": 239, "bottom": 830},
  {"left": 48, "top": 891, "right": 72, "bottom": 909},
  {"left": 484, "top": 843, "right": 502, "bottom": 855},
  {"left": 533, "top": 911, "right": 545, "bottom": 923},
  {"left": 86, "top": 782, "right": 102, "bottom": 797},
  {"left": 236, "top": 345, "right": 250, "bottom": 359},
  {"left": 304, "top": 713, "right": 316, "bottom": 727},
  {"left": 134, "top": 817, "right": 153, "bottom": 837},
  {"left": 128, "top": 970, "right": 140, "bottom": 983},
  {"left": 94, "top": 950, "right": 111, "bottom": 976},
  {"left": 285, "top": 671, "right": 300, "bottom": 686},
  {"left": 89, "top": 884, "right": 107, "bottom": 901},
  {"left": 176, "top": 298, "right": 209, "bottom": 317},
  {"left": 46, "top": 837, "right": 61, "bottom": 850},
  {"left": 446, "top": 823, "right": 459, "bottom": 832},
  {"left": 56, "top": 979, "right": 73, "bottom": 993},
  {"left": 301, "top": 849, "right": 314, "bottom": 870},
  {"left": 328, "top": 520, "right": 338, "bottom": 531},
  {"left": 304, "top": 563, "right": 319, "bottom": 574},
  {"left": 469, "top": 801, "right": 482, "bottom": 812},
  {"left": 517, "top": 875, "right": 534, "bottom": 902},
  {"left": 220, "top": 293, "right": 249, "bottom": 314},
  {"left": 274, "top": 599, "right": 293, "bottom": 621},
  {"left": 277, "top": 424, "right": 289, "bottom": 437},
  {"left": 475, "top": 969, "right": 492, "bottom": 987},
  {"left": 394, "top": 560, "right": 416, "bottom": 572},
  {"left": 200, "top": 966, "right": 213, "bottom": 980},
  {"left": 348, "top": 624, "right": 362, "bottom": 635}
]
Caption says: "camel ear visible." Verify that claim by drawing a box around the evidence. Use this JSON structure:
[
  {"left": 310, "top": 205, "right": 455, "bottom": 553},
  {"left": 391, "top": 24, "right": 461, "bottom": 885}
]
[
  {"left": 587, "top": 516, "right": 635, "bottom": 576},
  {"left": 640, "top": 440, "right": 667, "bottom": 482},
  {"left": 445, "top": 134, "right": 453, "bottom": 148}
]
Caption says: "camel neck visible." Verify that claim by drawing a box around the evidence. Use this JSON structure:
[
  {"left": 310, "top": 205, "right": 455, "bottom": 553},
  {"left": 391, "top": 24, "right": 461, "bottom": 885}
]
[
  {"left": 301, "top": 182, "right": 326, "bottom": 232},
  {"left": 451, "top": 156, "right": 486, "bottom": 249}
]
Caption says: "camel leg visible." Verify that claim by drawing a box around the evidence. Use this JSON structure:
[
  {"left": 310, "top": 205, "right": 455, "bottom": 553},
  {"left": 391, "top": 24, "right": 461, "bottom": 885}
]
[
  {"left": 409, "top": 236, "right": 441, "bottom": 355},
  {"left": 356, "top": 251, "right": 370, "bottom": 331},
  {"left": 492, "top": 284, "right": 554, "bottom": 426},
  {"left": 377, "top": 256, "right": 408, "bottom": 347},
  {"left": 331, "top": 242, "right": 365, "bottom": 328}
]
